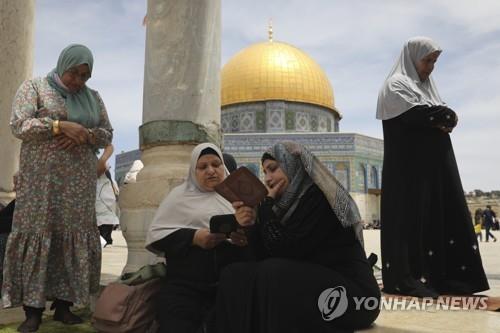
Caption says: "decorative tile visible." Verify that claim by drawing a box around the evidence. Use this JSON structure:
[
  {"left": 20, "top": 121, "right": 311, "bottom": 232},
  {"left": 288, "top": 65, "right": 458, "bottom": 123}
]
[
  {"left": 267, "top": 110, "right": 284, "bottom": 131},
  {"left": 310, "top": 115, "right": 318, "bottom": 132},
  {"left": 295, "top": 112, "right": 309, "bottom": 132},
  {"left": 231, "top": 113, "right": 239, "bottom": 132},
  {"left": 318, "top": 116, "right": 328, "bottom": 132},
  {"left": 221, "top": 114, "right": 231, "bottom": 133},
  {"left": 285, "top": 110, "right": 295, "bottom": 130},
  {"left": 256, "top": 110, "right": 266, "bottom": 131},
  {"left": 240, "top": 111, "right": 255, "bottom": 132}
]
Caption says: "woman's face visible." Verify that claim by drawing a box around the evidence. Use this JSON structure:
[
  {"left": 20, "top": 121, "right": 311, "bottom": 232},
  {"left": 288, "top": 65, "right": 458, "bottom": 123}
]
[
  {"left": 60, "top": 63, "right": 91, "bottom": 93},
  {"left": 195, "top": 154, "right": 225, "bottom": 191},
  {"left": 262, "top": 159, "right": 289, "bottom": 198},
  {"left": 415, "top": 51, "right": 440, "bottom": 82}
]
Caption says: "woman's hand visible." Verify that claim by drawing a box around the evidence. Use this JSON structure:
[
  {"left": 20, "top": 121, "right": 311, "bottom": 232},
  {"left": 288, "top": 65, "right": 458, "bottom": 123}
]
[
  {"left": 192, "top": 228, "right": 226, "bottom": 249},
  {"left": 230, "top": 229, "right": 248, "bottom": 247},
  {"left": 54, "top": 134, "right": 77, "bottom": 150},
  {"left": 233, "top": 201, "right": 256, "bottom": 227},
  {"left": 59, "top": 121, "right": 89, "bottom": 145},
  {"left": 97, "top": 159, "right": 107, "bottom": 177},
  {"left": 266, "top": 179, "right": 286, "bottom": 199}
]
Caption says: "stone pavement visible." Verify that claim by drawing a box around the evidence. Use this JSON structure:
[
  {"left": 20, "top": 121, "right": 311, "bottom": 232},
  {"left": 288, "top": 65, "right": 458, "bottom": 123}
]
[{"left": 1, "top": 230, "right": 500, "bottom": 332}]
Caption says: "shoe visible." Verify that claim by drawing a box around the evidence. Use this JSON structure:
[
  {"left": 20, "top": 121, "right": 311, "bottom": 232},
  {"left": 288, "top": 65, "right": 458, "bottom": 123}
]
[
  {"left": 104, "top": 243, "right": 113, "bottom": 248},
  {"left": 17, "top": 305, "right": 43, "bottom": 332},
  {"left": 385, "top": 277, "right": 439, "bottom": 299},
  {"left": 51, "top": 299, "right": 83, "bottom": 325}
]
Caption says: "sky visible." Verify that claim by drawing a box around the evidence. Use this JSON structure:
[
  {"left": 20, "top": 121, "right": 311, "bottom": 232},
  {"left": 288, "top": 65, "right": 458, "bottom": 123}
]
[{"left": 31, "top": 0, "right": 500, "bottom": 191}]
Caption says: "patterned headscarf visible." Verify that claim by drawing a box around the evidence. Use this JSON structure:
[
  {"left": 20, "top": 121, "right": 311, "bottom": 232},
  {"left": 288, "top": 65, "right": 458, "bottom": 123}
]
[{"left": 263, "top": 141, "right": 364, "bottom": 244}]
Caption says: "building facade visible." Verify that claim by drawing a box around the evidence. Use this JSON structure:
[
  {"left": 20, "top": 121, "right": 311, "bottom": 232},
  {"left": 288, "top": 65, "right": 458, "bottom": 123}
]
[{"left": 116, "top": 37, "right": 384, "bottom": 224}]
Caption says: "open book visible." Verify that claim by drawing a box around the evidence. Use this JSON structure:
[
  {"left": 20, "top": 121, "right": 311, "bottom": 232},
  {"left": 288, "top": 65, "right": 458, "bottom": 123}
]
[{"left": 215, "top": 167, "right": 268, "bottom": 207}]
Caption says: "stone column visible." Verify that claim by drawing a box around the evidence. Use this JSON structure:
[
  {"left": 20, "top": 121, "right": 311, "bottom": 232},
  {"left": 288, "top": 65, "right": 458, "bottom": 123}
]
[
  {"left": 119, "top": 0, "right": 221, "bottom": 273},
  {"left": 0, "top": 0, "right": 35, "bottom": 204}
]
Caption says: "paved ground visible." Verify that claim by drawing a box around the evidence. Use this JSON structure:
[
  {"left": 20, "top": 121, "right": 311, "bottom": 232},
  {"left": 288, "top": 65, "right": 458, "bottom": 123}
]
[
  {"left": 1, "top": 229, "right": 500, "bottom": 332},
  {"left": 362, "top": 230, "right": 500, "bottom": 332}
]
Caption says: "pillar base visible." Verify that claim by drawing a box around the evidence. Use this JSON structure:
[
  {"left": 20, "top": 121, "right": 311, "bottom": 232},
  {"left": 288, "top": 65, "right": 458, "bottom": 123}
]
[
  {"left": 118, "top": 144, "right": 194, "bottom": 274},
  {"left": 0, "top": 191, "right": 15, "bottom": 206}
]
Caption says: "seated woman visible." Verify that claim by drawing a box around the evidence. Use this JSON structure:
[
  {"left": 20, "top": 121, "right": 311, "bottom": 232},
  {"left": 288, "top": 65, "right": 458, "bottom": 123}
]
[
  {"left": 217, "top": 141, "right": 380, "bottom": 333},
  {"left": 145, "top": 143, "right": 250, "bottom": 333}
]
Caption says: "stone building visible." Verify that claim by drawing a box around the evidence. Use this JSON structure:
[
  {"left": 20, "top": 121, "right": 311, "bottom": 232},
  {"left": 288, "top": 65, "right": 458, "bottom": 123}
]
[
  {"left": 116, "top": 36, "right": 384, "bottom": 224},
  {"left": 220, "top": 37, "right": 383, "bottom": 224}
]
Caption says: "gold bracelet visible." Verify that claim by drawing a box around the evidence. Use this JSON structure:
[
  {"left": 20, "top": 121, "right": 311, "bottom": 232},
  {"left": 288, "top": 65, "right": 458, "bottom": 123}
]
[
  {"left": 52, "top": 120, "right": 60, "bottom": 136},
  {"left": 87, "top": 128, "right": 95, "bottom": 143}
]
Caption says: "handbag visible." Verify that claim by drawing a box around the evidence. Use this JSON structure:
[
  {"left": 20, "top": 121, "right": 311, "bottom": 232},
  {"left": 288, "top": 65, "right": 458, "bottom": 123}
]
[{"left": 91, "top": 264, "right": 166, "bottom": 333}]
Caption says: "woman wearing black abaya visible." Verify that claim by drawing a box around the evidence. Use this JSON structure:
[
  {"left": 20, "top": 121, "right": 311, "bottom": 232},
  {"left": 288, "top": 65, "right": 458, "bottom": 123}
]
[
  {"left": 376, "top": 37, "right": 489, "bottom": 297},
  {"left": 145, "top": 143, "right": 250, "bottom": 333},
  {"left": 217, "top": 141, "right": 380, "bottom": 333}
]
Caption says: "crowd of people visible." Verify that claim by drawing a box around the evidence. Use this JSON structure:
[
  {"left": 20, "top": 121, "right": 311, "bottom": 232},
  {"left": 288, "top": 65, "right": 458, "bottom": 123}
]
[{"left": 0, "top": 36, "right": 496, "bottom": 332}]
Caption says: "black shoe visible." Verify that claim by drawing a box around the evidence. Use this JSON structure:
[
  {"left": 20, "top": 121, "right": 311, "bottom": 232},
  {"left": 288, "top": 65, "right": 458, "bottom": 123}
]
[
  {"left": 385, "top": 277, "right": 439, "bottom": 299},
  {"left": 17, "top": 306, "right": 43, "bottom": 333},
  {"left": 51, "top": 299, "right": 83, "bottom": 325}
]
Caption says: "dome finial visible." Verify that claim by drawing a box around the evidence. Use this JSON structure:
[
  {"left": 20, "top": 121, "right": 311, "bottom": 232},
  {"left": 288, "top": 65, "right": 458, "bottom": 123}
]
[{"left": 268, "top": 19, "right": 273, "bottom": 42}]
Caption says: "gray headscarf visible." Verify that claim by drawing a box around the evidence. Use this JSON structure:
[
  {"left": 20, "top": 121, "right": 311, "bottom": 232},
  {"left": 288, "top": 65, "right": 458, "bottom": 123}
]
[
  {"left": 263, "top": 141, "right": 364, "bottom": 245},
  {"left": 47, "top": 44, "right": 100, "bottom": 128},
  {"left": 376, "top": 36, "right": 445, "bottom": 120}
]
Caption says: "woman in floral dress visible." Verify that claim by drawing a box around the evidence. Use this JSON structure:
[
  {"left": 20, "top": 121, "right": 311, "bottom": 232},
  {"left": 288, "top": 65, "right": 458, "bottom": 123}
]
[{"left": 2, "top": 44, "right": 113, "bottom": 332}]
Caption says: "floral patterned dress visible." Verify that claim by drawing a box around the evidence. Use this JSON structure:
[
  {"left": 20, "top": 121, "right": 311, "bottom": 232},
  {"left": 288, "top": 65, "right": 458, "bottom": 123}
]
[{"left": 1, "top": 77, "right": 113, "bottom": 308}]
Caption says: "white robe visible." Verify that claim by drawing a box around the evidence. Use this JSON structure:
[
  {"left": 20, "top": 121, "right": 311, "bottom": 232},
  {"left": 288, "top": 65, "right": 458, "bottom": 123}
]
[{"left": 95, "top": 174, "right": 120, "bottom": 227}]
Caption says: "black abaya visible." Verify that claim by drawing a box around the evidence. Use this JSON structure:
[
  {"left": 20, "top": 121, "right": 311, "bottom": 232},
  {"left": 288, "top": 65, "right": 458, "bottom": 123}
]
[
  {"left": 150, "top": 228, "right": 250, "bottom": 333},
  {"left": 380, "top": 105, "right": 489, "bottom": 295},
  {"left": 216, "top": 185, "right": 380, "bottom": 333}
]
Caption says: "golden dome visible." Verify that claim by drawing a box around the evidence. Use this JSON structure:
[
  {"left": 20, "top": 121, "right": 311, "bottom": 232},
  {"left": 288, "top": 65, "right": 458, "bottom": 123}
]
[{"left": 221, "top": 41, "right": 338, "bottom": 114}]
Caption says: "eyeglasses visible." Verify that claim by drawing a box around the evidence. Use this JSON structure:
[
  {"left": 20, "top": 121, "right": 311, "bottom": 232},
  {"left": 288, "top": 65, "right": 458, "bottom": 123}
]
[{"left": 65, "top": 67, "right": 91, "bottom": 82}]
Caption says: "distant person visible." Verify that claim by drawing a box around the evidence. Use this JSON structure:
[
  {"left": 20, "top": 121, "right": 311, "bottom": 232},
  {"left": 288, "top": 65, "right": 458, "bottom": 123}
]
[
  {"left": 483, "top": 205, "right": 497, "bottom": 242},
  {"left": 474, "top": 221, "right": 482, "bottom": 242},
  {"left": 96, "top": 144, "right": 120, "bottom": 247},
  {"left": 474, "top": 208, "right": 483, "bottom": 227},
  {"left": 222, "top": 153, "right": 238, "bottom": 173},
  {"left": 3, "top": 44, "right": 113, "bottom": 332},
  {"left": 123, "top": 160, "right": 144, "bottom": 185},
  {"left": 376, "top": 37, "right": 488, "bottom": 297}
]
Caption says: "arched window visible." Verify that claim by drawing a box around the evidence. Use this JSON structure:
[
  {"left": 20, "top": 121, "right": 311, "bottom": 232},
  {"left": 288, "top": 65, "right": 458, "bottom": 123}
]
[
  {"left": 370, "top": 166, "right": 378, "bottom": 189},
  {"left": 360, "top": 164, "right": 368, "bottom": 193},
  {"left": 335, "top": 162, "right": 350, "bottom": 191}
]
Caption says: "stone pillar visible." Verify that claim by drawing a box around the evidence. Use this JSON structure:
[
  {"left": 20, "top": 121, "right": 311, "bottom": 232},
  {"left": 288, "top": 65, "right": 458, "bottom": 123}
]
[
  {"left": 119, "top": 0, "right": 221, "bottom": 273},
  {"left": 0, "top": 0, "right": 35, "bottom": 204}
]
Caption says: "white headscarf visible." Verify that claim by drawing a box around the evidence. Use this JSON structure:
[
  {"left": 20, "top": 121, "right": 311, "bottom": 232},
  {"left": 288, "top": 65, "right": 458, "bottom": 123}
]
[
  {"left": 124, "top": 160, "right": 144, "bottom": 184},
  {"left": 145, "top": 143, "right": 234, "bottom": 255},
  {"left": 376, "top": 36, "right": 445, "bottom": 120}
]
